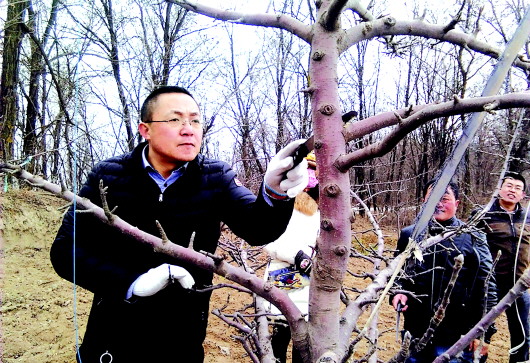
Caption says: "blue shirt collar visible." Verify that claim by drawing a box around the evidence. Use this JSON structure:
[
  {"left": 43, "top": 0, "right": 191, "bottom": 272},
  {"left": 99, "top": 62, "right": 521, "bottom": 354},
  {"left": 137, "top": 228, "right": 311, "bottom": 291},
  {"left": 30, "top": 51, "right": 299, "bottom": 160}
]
[{"left": 141, "top": 145, "right": 187, "bottom": 193}]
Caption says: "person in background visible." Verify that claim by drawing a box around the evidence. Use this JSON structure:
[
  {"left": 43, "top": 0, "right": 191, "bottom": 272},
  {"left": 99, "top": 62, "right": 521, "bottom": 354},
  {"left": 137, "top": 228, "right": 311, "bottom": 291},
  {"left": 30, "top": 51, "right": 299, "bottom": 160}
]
[
  {"left": 264, "top": 151, "right": 319, "bottom": 363},
  {"left": 51, "top": 86, "right": 310, "bottom": 362},
  {"left": 391, "top": 179, "right": 497, "bottom": 362},
  {"left": 477, "top": 172, "right": 530, "bottom": 363}
]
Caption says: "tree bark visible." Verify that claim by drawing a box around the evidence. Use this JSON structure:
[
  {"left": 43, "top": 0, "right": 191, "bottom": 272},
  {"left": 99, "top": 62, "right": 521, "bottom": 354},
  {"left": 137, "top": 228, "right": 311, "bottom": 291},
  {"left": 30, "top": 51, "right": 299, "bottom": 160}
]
[{"left": 1, "top": 0, "right": 28, "bottom": 162}]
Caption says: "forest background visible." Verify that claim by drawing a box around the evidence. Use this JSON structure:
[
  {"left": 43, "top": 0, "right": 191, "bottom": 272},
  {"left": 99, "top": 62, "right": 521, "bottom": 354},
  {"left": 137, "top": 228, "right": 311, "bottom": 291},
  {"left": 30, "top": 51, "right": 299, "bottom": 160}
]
[{"left": 2, "top": 0, "right": 529, "bottom": 210}]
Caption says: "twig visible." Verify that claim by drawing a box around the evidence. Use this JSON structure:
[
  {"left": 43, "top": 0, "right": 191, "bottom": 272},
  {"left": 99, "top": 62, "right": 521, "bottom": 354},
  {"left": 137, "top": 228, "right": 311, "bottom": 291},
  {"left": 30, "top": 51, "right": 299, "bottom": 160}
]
[
  {"left": 433, "top": 267, "right": 530, "bottom": 362},
  {"left": 233, "top": 335, "right": 260, "bottom": 363},
  {"left": 155, "top": 220, "right": 169, "bottom": 244},
  {"left": 193, "top": 283, "right": 252, "bottom": 294},
  {"left": 98, "top": 179, "right": 116, "bottom": 223},
  {"left": 388, "top": 331, "right": 412, "bottom": 363}
]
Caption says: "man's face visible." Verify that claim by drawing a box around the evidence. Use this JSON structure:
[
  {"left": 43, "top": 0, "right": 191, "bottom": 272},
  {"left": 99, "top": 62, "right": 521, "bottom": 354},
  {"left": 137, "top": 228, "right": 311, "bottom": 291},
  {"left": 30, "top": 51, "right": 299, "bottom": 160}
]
[
  {"left": 139, "top": 92, "right": 203, "bottom": 166},
  {"left": 498, "top": 177, "right": 525, "bottom": 206},
  {"left": 424, "top": 185, "right": 460, "bottom": 222}
]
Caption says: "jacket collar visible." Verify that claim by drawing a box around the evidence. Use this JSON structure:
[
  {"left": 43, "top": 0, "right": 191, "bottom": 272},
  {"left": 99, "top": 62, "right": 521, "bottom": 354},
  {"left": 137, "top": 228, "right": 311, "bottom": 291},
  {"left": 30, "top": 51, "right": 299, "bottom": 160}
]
[
  {"left": 130, "top": 141, "right": 204, "bottom": 174},
  {"left": 491, "top": 197, "right": 522, "bottom": 214},
  {"left": 428, "top": 216, "right": 459, "bottom": 234}
]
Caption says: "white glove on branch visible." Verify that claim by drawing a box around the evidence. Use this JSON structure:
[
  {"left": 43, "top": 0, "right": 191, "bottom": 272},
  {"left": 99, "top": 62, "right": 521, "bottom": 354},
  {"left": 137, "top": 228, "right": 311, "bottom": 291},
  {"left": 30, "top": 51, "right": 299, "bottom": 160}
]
[
  {"left": 132, "top": 263, "right": 195, "bottom": 297},
  {"left": 264, "top": 139, "right": 310, "bottom": 199}
]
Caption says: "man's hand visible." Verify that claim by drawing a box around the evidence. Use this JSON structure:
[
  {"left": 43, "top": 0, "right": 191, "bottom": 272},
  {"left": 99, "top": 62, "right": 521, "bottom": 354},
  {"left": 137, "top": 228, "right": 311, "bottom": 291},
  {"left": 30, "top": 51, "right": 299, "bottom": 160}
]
[
  {"left": 392, "top": 294, "right": 409, "bottom": 312},
  {"left": 264, "top": 139, "right": 309, "bottom": 199},
  {"left": 132, "top": 263, "right": 195, "bottom": 297}
]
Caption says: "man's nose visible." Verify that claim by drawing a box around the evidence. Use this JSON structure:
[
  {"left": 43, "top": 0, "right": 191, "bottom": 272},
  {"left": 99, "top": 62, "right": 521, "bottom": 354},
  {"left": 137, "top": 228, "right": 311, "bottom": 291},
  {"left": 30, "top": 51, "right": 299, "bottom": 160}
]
[{"left": 179, "top": 120, "right": 195, "bottom": 133}]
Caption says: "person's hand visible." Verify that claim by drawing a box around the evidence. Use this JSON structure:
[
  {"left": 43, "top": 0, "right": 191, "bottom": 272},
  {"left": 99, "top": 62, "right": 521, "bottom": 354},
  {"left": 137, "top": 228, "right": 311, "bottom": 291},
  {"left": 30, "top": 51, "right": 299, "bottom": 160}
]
[
  {"left": 392, "top": 294, "right": 409, "bottom": 312},
  {"left": 295, "top": 250, "right": 312, "bottom": 275},
  {"left": 132, "top": 263, "right": 195, "bottom": 297},
  {"left": 264, "top": 139, "right": 309, "bottom": 199},
  {"left": 469, "top": 339, "right": 489, "bottom": 356}
]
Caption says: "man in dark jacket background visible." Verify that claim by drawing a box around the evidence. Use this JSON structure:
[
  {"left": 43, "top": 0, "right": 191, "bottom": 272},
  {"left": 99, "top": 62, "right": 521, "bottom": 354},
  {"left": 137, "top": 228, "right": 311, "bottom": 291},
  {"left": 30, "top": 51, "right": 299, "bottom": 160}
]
[
  {"left": 391, "top": 179, "right": 497, "bottom": 362},
  {"left": 478, "top": 172, "right": 529, "bottom": 363},
  {"left": 51, "top": 86, "right": 310, "bottom": 362}
]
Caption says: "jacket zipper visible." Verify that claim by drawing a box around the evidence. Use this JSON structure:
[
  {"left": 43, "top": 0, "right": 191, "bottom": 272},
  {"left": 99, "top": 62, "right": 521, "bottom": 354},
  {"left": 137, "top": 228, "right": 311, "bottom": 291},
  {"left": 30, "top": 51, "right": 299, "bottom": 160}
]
[{"left": 159, "top": 193, "right": 163, "bottom": 202}]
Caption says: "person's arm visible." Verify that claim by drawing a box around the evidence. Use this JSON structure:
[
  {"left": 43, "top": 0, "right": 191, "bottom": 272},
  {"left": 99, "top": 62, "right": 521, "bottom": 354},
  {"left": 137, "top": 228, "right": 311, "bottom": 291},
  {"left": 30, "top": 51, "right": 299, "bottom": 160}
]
[
  {"left": 264, "top": 211, "right": 318, "bottom": 264},
  {"left": 389, "top": 227, "right": 414, "bottom": 306},
  {"left": 50, "top": 165, "right": 153, "bottom": 299},
  {"left": 221, "top": 141, "right": 310, "bottom": 245}
]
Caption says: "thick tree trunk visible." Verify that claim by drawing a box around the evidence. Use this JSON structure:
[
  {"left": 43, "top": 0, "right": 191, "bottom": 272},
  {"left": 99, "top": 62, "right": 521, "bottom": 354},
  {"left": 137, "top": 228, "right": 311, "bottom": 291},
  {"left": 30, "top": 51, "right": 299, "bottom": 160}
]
[{"left": 307, "top": 2, "right": 351, "bottom": 360}]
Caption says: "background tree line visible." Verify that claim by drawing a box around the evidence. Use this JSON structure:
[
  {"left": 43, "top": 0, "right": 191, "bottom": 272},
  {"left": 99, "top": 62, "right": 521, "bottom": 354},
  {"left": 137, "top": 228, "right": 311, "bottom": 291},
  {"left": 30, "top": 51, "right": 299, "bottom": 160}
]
[{"left": 1, "top": 0, "right": 528, "bottom": 229}]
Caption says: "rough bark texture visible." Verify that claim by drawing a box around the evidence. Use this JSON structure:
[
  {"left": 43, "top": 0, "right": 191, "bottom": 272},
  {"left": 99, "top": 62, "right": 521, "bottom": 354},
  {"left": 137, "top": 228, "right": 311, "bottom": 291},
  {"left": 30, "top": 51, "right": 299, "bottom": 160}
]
[{"left": 1, "top": 0, "right": 28, "bottom": 162}]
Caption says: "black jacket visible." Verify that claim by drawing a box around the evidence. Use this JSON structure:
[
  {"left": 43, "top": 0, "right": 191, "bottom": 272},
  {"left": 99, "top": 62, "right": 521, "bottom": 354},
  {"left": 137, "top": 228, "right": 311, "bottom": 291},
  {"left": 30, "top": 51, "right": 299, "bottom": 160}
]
[
  {"left": 394, "top": 217, "right": 497, "bottom": 345},
  {"left": 477, "top": 199, "right": 530, "bottom": 282},
  {"left": 50, "top": 142, "right": 294, "bottom": 362}
]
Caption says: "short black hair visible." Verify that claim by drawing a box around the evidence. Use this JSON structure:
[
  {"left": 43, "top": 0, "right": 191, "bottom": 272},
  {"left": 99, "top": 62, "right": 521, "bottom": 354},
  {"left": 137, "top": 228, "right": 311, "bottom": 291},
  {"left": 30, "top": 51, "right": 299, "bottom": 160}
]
[
  {"left": 140, "top": 86, "right": 195, "bottom": 123},
  {"left": 423, "top": 178, "right": 459, "bottom": 200},
  {"left": 503, "top": 171, "right": 527, "bottom": 190}
]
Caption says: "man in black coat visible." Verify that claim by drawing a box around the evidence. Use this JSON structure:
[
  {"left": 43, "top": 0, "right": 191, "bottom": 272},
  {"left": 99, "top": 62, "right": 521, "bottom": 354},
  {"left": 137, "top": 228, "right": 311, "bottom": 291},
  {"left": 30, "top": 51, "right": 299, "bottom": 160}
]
[
  {"left": 477, "top": 172, "right": 529, "bottom": 363},
  {"left": 51, "top": 86, "right": 310, "bottom": 362},
  {"left": 391, "top": 180, "right": 497, "bottom": 362}
]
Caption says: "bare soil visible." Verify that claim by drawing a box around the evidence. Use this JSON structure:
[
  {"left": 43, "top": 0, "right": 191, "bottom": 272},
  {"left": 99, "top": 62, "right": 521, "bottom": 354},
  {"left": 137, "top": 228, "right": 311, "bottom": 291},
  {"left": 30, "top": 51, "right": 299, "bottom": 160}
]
[{"left": 1, "top": 189, "right": 511, "bottom": 362}]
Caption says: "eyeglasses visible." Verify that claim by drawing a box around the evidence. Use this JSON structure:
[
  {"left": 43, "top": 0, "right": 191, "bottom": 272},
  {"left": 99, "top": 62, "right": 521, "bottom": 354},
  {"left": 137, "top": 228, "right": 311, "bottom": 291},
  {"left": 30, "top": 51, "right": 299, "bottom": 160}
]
[{"left": 144, "top": 118, "right": 203, "bottom": 129}]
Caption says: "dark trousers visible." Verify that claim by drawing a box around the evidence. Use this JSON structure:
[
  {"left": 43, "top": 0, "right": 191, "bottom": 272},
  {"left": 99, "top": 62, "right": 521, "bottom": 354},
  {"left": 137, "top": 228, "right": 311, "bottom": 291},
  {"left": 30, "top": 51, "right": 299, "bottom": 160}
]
[
  {"left": 496, "top": 274, "right": 530, "bottom": 363},
  {"left": 271, "top": 323, "right": 303, "bottom": 363},
  {"left": 503, "top": 287, "right": 530, "bottom": 363}
]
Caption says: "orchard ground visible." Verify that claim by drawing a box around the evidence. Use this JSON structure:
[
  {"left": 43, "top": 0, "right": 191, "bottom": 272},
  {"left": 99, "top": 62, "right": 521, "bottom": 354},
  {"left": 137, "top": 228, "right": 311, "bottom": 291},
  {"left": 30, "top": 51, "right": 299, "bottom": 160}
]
[{"left": 1, "top": 189, "right": 511, "bottom": 362}]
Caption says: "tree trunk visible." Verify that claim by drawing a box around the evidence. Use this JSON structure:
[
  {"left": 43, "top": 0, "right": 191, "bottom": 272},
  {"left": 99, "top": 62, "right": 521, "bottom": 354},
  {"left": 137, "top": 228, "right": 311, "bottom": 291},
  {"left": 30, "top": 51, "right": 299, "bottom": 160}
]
[
  {"left": 1, "top": 0, "right": 28, "bottom": 162},
  {"left": 307, "top": 2, "right": 351, "bottom": 360},
  {"left": 23, "top": 0, "right": 60, "bottom": 174},
  {"left": 100, "top": 0, "right": 135, "bottom": 151}
]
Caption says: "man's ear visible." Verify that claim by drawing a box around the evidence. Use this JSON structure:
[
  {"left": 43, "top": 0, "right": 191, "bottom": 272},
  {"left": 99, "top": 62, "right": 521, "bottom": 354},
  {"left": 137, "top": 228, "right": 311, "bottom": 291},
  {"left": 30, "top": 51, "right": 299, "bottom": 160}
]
[
  {"left": 138, "top": 123, "right": 150, "bottom": 140},
  {"left": 455, "top": 200, "right": 460, "bottom": 208}
]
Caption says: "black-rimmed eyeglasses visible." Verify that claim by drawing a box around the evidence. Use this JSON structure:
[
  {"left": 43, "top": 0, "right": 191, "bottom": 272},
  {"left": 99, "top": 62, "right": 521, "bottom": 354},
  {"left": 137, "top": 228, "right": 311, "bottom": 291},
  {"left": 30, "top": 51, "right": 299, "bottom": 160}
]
[{"left": 144, "top": 118, "right": 203, "bottom": 129}]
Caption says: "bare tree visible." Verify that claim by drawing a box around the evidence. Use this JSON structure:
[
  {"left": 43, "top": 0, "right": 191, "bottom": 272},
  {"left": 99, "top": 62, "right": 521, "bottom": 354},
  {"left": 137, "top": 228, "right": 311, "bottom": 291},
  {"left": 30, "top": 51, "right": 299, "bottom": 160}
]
[{"left": 1, "top": 0, "right": 29, "bottom": 162}]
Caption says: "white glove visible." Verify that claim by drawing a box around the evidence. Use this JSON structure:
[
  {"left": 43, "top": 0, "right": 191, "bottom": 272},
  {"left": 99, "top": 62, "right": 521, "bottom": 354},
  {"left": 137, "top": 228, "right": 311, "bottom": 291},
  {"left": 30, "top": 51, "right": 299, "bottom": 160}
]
[
  {"left": 264, "top": 139, "right": 310, "bottom": 199},
  {"left": 131, "top": 263, "right": 195, "bottom": 297}
]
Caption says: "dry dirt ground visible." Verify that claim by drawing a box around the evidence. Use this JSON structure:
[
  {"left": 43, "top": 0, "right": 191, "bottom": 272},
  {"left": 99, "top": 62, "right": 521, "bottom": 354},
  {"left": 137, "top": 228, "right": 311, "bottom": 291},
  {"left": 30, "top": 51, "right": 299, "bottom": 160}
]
[{"left": 1, "top": 189, "right": 512, "bottom": 362}]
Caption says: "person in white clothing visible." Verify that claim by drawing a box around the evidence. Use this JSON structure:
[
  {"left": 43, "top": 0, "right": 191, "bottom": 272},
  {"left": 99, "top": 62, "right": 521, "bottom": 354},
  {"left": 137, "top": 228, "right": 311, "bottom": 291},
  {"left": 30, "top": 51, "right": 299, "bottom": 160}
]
[{"left": 264, "top": 153, "right": 319, "bottom": 363}]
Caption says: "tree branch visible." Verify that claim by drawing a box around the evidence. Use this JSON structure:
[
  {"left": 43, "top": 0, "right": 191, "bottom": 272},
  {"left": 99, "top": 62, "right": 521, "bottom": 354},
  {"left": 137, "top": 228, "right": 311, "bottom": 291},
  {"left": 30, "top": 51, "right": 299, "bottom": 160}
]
[
  {"left": 414, "top": 254, "right": 464, "bottom": 354},
  {"left": 321, "top": 0, "right": 348, "bottom": 31},
  {"left": 167, "top": 0, "right": 312, "bottom": 43},
  {"left": 337, "top": 92, "right": 530, "bottom": 171},
  {"left": 433, "top": 267, "right": 530, "bottom": 363},
  {"left": 340, "top": 18, "right": 530, "bottom": 73}
]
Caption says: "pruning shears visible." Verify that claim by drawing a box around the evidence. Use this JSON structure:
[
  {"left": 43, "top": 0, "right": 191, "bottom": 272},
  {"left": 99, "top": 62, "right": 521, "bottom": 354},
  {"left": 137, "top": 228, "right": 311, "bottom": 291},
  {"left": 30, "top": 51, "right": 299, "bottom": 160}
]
[
  {"left": 395, "top": 302, "right": 403, "bottom": 343},
  {"left": 291, "top": 111, "right": 358, "bottom": 168}
]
